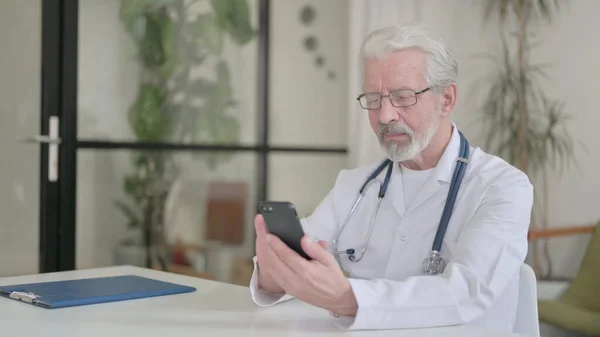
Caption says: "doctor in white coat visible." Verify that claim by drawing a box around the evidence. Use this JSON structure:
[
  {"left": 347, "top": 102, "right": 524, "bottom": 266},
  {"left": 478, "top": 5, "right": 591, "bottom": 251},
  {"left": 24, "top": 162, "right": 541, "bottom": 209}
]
[{"left": 249, "top": 23, "right": 533, "bottom": 333}]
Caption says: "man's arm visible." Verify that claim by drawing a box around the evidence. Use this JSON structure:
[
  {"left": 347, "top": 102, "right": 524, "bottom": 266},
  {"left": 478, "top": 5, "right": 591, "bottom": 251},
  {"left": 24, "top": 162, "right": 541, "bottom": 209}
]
[
  {"left": 331, "top": 173, "right": 533, "bottom": 330},
  {"left": 249, "top": 171, "right": 345, "bottom": 306}
]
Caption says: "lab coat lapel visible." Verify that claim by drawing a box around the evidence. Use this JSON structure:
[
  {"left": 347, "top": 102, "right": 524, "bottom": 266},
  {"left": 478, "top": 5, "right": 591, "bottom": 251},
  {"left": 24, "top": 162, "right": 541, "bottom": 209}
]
[
  {"left": 405, "top": 172, "right": 442, "bottom": 216},
  {"left": 404, "top": 126, "right": 461, "bottom": 216}
]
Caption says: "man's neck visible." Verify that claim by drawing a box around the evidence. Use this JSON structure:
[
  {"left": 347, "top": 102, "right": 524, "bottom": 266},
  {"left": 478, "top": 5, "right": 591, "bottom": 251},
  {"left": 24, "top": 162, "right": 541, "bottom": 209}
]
[{"left": 400, "top": 122, "right": 453, "bottom": 171}]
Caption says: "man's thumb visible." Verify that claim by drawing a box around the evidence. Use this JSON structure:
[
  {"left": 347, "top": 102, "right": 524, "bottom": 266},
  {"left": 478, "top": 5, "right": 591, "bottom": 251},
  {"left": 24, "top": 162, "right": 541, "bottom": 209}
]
[{"left": 254, "top": 214, "right": 267, "bottom": 234}]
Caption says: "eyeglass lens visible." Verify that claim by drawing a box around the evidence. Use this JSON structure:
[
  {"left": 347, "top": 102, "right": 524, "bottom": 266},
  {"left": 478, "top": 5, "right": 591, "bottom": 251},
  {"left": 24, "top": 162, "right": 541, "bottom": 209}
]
[{"left": 359, "top": 89, "right": 417, "bottom": 109}]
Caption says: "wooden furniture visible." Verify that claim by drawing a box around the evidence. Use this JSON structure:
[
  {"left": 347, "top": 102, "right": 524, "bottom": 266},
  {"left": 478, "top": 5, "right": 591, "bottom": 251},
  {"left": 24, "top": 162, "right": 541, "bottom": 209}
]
[
  {"left": 527, "top": 222, "right": 597, "bottom": 280},
  {"left": 528, "top": 224, "right": 596, "bottom": 240},
  {"left": 205, "top": 181, "right": 248, "bottom": 244}
]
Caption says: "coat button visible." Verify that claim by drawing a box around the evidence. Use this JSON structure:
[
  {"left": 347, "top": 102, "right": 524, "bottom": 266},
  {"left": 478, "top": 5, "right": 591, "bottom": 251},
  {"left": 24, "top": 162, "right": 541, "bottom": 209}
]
[{"left": 401, "top": 236, "right": 406, "bottom": 241}]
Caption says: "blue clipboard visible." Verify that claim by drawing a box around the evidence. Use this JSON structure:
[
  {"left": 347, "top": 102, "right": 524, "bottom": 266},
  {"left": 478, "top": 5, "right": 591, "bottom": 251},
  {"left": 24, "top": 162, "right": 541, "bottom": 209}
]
[{"left": 0, "top": 275, "right": 196, "bottom": 309}]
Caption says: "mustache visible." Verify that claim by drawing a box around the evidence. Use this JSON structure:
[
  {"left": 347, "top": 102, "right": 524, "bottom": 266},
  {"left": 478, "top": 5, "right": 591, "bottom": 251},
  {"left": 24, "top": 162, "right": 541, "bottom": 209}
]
[{"left": 378, "top": 123, "right": 414, "bottom": 137}]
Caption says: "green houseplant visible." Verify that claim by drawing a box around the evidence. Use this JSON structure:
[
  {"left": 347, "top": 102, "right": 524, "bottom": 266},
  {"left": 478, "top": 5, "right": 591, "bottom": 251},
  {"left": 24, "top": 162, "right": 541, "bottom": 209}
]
[
  {"left": 115, "top": 0, "right": 256, "bottom": 268},
  {"left": 474, "top": 0, "right": 579, "bottom": 279}
]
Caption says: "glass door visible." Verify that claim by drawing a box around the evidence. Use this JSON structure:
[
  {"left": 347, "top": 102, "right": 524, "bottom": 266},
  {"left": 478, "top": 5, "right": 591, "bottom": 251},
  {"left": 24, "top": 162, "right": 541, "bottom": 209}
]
[
  {"left": 41, "top": 0, "right": 349, "bottom": 287},
  {"left": 72, "top": 0, "right": 264, "bottom": 284}
]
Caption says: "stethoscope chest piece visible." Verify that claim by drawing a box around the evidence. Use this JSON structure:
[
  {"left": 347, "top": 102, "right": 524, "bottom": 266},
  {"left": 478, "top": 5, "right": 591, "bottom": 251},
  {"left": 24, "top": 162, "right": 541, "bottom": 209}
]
[{"left": 422, "top": 250, "right": 445, "bottom": 276}]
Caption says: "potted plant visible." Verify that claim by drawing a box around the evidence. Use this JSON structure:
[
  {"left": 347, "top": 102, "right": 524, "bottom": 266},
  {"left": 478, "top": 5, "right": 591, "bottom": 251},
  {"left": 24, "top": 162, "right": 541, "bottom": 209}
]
[
  {"left": 473, "top": 0, "right": 580, "bottom": 279},
  {"left": 113, "top": 0, "right": 257, "bottom": 269}
]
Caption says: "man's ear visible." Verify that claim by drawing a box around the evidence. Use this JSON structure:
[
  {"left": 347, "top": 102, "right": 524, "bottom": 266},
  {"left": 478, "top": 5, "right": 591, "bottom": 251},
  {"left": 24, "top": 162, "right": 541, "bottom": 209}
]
[{"left": 439, "top": 83, "right": 457, "bottom": 117}]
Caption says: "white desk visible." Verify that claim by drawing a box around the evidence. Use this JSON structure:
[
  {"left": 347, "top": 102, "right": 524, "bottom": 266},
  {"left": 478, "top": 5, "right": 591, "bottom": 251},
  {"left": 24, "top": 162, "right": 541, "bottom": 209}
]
[{"left": 0, "top": 266, "right": 524, "bottom": 337}]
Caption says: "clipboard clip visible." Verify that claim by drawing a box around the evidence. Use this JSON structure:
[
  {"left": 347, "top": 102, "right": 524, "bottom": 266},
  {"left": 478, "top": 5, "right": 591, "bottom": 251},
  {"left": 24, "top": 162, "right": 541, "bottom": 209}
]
[{"left": 9, "top": 291, "right": 40, "bottom": 303}]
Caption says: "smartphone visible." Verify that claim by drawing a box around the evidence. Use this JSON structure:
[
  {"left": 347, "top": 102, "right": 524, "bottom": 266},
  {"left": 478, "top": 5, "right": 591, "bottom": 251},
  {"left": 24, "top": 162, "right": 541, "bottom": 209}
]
[{"left": 258, "top": 201, "right": 311, "bottom": 260}]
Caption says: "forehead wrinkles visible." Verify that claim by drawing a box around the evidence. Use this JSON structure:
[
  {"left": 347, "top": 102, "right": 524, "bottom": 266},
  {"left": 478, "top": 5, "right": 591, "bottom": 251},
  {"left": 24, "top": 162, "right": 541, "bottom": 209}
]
[
  {"left": 385, "top": 62, "right": 423, "bottom": 84},
  {"left": 364, "top": 61, "right": 424, "bottom": 87}
]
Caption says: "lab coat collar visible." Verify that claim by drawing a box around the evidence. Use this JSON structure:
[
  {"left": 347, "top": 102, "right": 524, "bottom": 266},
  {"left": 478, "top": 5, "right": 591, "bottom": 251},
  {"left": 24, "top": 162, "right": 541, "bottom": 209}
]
[
  {"left": 402, "top": 123, "right": 465, "bottom": 216},
  {"left": 432, "top": 123, "right": 464, "bottom": 184}
]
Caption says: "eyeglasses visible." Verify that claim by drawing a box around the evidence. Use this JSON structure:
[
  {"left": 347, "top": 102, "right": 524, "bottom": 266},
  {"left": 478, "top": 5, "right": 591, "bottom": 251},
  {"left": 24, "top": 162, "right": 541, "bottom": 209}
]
[{"left": 357, "top": 87, "right": 431, "bottom": 110}]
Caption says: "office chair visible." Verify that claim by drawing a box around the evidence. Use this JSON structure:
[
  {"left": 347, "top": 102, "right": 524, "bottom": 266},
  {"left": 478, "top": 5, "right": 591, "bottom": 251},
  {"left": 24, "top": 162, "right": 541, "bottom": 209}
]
[
  {"left": 514, "top": 263, "right": 541, "bottom": 337},
  {"left": 536, "top": 222, "right": 600, "bottom": 336}
]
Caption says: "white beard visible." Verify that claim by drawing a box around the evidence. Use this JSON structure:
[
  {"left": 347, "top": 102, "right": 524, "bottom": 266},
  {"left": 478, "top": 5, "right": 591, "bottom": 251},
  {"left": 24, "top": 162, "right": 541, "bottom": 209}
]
[{"left": 379, "top": 114, "right": 440, "bottom": 162}]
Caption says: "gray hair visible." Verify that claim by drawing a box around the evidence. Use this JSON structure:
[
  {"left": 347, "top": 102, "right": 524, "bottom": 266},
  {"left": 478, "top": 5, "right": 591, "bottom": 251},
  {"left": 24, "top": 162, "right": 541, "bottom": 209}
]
[{"left": 359, "top": 23, "right": 458, "bottom": 91}]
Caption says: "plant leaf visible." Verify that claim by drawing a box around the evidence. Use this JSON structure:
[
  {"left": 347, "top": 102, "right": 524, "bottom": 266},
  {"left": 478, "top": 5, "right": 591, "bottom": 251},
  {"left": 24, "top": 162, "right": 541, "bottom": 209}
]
[
  {"left": 120, "top": 0, "right": 161, "bottom": 41},
  {"left": 157, "top": 9, "right": 178, "bottom": 78},
  {"left": 128, "top": 84, "right": 167, "bottom": 141},
  {"left": 473, "top": 36, "right": 577, "bottom": 177},
  {"left": 481, "top": 0, "right": 512, "bottom": 27},
  {"left": 210, "top": 0, "right": 254, "bottom": 45},
  {"left": 191, "top": 13, "right": 224, "bottom": 55},
  {"left": 479, "top": 0, "right": 565, "bottom": 27},
  {"left": 114, "top": 200, "right": 142, "bottom": 228}
]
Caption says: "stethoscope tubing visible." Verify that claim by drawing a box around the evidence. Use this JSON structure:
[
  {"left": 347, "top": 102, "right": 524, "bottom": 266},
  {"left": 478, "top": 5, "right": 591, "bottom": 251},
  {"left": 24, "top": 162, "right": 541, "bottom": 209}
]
[
  {"left": 431, "top": 131, "right": 470, "bottom": 252},
  {"left": 332, "top": 131, "right": 470, "bottom": 269}
]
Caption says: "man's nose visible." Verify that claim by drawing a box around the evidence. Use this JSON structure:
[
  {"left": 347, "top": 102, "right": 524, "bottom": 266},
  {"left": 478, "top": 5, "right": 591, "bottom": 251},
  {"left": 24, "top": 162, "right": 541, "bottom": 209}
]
[{"left": 378, "top": 97, "right": 400, "bottom": 124}]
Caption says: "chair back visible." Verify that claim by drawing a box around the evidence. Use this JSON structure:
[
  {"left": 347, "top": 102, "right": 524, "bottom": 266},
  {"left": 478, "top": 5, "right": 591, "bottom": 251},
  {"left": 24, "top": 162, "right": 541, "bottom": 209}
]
[
  {"left": 561, "top": 222, "right": 600, "bottom": 311},
  {"left": 514, "top": 263, "right": 540, "bottom": 337}
]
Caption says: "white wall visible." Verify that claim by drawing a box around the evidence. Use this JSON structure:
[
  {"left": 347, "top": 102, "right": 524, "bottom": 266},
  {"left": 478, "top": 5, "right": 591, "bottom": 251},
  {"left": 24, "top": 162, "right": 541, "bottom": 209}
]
[
  {"left": 268, "top": 0, "right": 349, "bottom": 216},
  {"left": 269, "top": 0, "right": 348, "bottom": 148},
  {"left": 527, "top": 2, "right": 600, "bottom": 278},
  {"left": 348, "top": 1, "right": 600, "bottom": 279},
  {"left": 0, "top": 0, "right": 41, "bottom": 276}
]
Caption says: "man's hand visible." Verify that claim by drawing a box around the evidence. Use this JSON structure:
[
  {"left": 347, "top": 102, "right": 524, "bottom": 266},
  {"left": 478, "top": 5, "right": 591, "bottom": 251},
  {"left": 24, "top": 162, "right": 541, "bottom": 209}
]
[
  {"left": 264, "top": 233, "right": 358, "bottom": 316},
  {"left": 254, "top": 214, "right": 285, "bottom": 294}
]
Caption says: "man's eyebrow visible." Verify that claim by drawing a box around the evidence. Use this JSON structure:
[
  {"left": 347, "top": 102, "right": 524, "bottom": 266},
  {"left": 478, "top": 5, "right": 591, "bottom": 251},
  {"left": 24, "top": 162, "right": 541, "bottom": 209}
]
[{"left": 388, "top": 86, "right": 415, "bottom": 91}]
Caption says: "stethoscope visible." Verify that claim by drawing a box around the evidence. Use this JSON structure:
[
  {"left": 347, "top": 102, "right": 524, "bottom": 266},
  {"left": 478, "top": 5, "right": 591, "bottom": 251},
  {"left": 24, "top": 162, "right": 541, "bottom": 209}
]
[{"left": 331, "top": 131, "right": 470, "bottom": 276}]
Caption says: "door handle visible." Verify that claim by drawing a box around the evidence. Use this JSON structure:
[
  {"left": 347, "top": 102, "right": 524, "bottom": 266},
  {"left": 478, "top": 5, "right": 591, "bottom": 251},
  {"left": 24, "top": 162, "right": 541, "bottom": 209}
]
[
  {"left": 19, "top": 116, "right": 60, "bottom": 182},
  {"left": 19, "top": 135, "right": 62, "bottom": 144}
]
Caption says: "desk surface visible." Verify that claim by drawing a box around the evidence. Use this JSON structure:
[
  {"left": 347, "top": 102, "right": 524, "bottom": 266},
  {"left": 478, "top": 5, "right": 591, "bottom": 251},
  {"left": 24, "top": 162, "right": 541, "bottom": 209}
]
[{"left": 0, "top": 266, "right": 524, "bottom": 337}]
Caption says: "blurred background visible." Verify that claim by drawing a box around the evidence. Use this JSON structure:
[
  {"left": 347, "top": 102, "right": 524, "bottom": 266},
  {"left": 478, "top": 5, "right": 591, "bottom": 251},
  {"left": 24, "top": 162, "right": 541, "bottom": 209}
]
[{"left": 1, "top": 1, "right": 599, "bottom": 335}]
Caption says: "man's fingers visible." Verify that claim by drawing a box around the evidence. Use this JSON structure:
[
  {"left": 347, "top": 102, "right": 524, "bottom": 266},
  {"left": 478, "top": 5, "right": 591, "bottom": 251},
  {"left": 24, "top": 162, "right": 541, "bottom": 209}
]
[
  {"left": 301, "top": 235, "right": 336, "bottom": 266},
  {"left": 266, "top": 234, "right": 312, "bottom": 270},
  {"left": 265, "top": 240, "right": 299, "bottom": 292},
  {"left": 254, "top": 214, "right": 268, "bottom": 236}
]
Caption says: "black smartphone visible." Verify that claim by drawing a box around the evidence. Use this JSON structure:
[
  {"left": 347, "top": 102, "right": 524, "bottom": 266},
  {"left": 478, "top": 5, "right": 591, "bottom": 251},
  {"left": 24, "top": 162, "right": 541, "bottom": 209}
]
[{"left": 258, "top": 201, "right": 312, "bottom": 260}]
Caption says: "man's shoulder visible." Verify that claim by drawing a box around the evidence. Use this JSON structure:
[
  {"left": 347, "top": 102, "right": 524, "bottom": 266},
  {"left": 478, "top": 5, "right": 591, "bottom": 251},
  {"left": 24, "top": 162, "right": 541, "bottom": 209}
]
[{"left": 468, "top": 146, "right": 533, "bottom": 191}]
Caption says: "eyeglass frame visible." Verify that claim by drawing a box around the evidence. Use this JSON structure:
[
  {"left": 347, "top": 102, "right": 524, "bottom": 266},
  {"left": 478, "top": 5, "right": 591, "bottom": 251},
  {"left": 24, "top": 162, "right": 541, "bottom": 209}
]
[{"left": 356, "top": 87, "right": 432, "bottom": 110}]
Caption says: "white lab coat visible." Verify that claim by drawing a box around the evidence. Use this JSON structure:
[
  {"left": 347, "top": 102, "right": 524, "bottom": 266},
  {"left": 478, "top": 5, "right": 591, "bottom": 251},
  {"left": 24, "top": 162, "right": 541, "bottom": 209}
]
[{"left": 249, "top": 126, "right": 533, "bottom": 333}]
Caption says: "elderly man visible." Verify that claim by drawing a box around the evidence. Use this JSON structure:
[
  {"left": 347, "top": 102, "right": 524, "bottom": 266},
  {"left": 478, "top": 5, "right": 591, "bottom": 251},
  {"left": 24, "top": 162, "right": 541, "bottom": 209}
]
[{"left": 248, "top": 23, "right": 533, "bottom": 333}]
